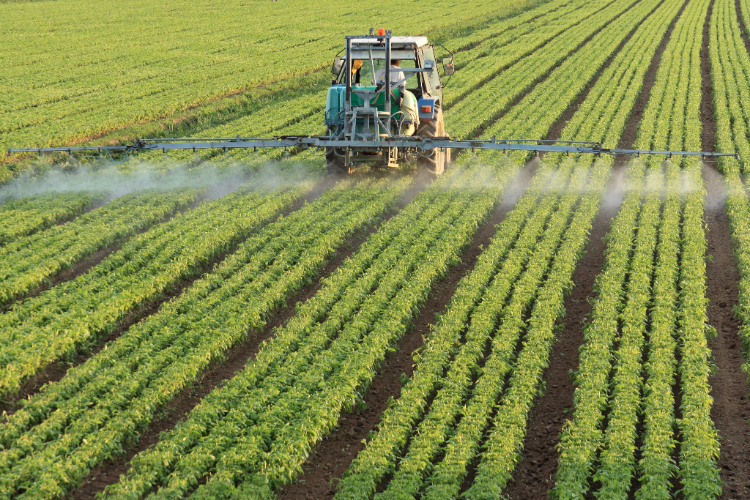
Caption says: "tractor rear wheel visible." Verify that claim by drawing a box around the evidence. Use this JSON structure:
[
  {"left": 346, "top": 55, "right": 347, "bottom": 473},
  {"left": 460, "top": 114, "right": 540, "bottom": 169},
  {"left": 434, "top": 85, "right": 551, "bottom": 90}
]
[
  {"left": 416, "top": 105, "right": 448, "bottom": 177},
  {"left": 326, "top": 148, "right": 351, "bottom": 176}
]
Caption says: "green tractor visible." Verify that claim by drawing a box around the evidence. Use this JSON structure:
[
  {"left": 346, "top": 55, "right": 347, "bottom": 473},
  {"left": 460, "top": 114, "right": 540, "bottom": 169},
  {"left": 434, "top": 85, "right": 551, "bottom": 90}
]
[{"left": 325, "top": 30, "right": 455, "bottom": 176}]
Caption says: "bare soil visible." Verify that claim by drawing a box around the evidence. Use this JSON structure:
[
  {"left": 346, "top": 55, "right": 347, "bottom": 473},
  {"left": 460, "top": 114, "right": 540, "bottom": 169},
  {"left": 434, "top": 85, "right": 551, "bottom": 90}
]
[{"left": 276, "top": 161, "right": 538, "bottom": 500}]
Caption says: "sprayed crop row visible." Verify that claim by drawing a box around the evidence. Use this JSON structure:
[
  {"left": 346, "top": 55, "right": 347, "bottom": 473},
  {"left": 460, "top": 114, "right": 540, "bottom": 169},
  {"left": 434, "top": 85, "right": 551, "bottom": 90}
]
[
  {"left": 0, "top": 183, "right": 307, "bottom": 398},
  {"left": 92, "top": 161, "right": 517, "bottom": 499},
  {"left": 554, "top": 0, "right": 720, "bottom": 495},
  {"left": 0, "top": 189, "right": 201, "bottom": 306},
  {"left": 334, "top": 160, "right": 604, "bottom": 500},
  {"left": 0, "top": 178, "right": 404, "bottom": 500},
  {"left": 0, "top": 191, "right": 102, "bottom": 246},
  {"left": 335, "top": 164, "right": 568, "bottom": 499}
]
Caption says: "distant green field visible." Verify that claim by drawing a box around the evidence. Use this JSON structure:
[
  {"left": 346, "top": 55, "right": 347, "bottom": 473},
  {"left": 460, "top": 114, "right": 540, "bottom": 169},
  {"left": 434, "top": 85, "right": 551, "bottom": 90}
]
[{"left": 0, "top": 0, "right": 533, "bottom": 161}]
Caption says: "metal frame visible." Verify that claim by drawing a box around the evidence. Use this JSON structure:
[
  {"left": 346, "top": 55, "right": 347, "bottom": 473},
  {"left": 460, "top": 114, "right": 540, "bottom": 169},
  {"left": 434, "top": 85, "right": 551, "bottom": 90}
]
[{"left": 8, "top": 136, "right": 738, "bottom": 161}]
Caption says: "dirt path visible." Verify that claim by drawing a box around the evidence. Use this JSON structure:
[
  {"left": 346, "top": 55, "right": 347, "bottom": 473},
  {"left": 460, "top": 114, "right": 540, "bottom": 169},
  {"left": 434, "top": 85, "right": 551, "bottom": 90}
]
[{"left": 277, "top": 161, "right": 539, "bottom": 500}]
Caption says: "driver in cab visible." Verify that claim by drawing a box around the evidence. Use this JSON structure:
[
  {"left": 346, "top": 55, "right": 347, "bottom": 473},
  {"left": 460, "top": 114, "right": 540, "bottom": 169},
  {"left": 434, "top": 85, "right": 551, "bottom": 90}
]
[{"left": 375, "top": 59, "right": 405, "bottom": 106}]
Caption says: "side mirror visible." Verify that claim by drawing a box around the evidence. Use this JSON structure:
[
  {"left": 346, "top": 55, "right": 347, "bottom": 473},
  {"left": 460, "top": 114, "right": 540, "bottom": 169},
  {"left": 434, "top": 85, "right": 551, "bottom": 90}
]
[
  {"left": 442, "top": 57, "right": 455, "bottom": 76},
  {"left": 332, "top": 57, "right": 344, "bottom": 76}
]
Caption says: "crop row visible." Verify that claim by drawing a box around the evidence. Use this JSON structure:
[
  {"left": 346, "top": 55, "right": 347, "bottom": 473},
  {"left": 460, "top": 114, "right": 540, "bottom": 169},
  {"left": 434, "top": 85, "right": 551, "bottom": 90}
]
[
  {"left": 555, "top": 0, "right": 719, "bottom": 494},
  {"left": 550, "top": 0, "right": 687, "bottom": 155},
  {"left": 335, "top": 162, "right": 575, "bottom": 499},
  {"left": 712, "top": 0, "right": 750, "bottom": 379},
  {"left": 444, "top": 0, "right": 613, "bottom": 109},
  {"left": 0, "top": 189, "right": 202, "bottom": 306},
  {"left": 552, "top": 163, "right": 646, "bottom": 498},
  {"left": 0, "top": 177, "right": 405, "bottom": 499},
  {"left": 462, "top": 162, "right": 608, "bottom": 499},
  {"left": 678, "top": 161, "right": 721, "bottom": 498},
  {"left": 0, "top": 191, "right": 102, "bottom": 246},
  {"left": 98, "top": 161, "right": 518, "bottom": 499},
  {"left": 394, "top": 162, "right": 592, "bottom": 499},
  {"left": 447, "top": 0, "right": 641, "bottom": 139},
  {"left": 592, "top": 166, "right": 662, "bottom": 498},
  {"left": 485, "top": 0, "right": 669, "bottom": 165},
  {"left": 0, "top": 181, "right": 309, "bottom": 397}
]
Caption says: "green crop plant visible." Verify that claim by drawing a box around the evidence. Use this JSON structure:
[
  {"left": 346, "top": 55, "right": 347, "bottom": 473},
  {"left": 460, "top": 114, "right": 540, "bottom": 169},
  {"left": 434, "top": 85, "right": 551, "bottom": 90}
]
[
  {"left": 0, "top": 189, "right": 201, "bottom": 306},
  {"left": 0, "top": 178, "right": 405, "bottom": 499},
  {"left": 0, "top": 192, "right": 103, "bottom": 246},
  {"left": 0, "top": 182, "right": 308, "bottom": 397}
]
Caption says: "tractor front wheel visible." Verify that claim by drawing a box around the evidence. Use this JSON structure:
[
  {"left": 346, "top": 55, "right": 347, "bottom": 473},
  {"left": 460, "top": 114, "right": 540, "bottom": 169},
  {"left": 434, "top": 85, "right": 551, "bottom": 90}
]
[
  {"left": 326, "top": 148, "right": 352, "bottom": 176},
  {"left": 416, "top": 106, "right": 448, "bottom": 177}
]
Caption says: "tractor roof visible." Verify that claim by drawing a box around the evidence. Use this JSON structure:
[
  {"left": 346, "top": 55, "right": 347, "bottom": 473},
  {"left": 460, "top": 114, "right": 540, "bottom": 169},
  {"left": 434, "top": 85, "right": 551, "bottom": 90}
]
[{"left": 349, "top": 36, "right": 430, "bottom": 49}]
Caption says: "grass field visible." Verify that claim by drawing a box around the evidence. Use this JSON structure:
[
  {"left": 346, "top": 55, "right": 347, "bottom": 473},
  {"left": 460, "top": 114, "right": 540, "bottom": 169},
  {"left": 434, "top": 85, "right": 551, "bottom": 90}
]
[{"left": 2, "top": 0, "right": 750, "bottom": 498}]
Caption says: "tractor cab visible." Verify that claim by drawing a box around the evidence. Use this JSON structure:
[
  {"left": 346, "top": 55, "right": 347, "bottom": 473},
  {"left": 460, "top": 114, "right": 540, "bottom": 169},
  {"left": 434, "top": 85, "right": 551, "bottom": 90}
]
[{"left": 324, "top": 30, "right": 455, "bottom": 176}]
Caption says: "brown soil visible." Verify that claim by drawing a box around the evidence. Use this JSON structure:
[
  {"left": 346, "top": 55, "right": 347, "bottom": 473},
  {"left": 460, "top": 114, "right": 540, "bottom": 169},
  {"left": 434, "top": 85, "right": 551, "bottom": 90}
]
[
  {"left": 502, "top": 160, "right": 628, "bottom": 499},
  {"left": 276, "top": 161, "right": 539, "bottom": 500},
  {"left": 0, "top": 184, "right": 326, "bottom": 413},
  {"left": 69, "top": 176, "right": 415, "bottom": 499}
]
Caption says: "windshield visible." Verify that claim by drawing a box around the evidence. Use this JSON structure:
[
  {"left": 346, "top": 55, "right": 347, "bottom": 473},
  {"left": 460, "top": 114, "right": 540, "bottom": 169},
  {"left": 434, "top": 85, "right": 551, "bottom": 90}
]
[{"left": 355, "top": 59, "right": 416, "bottom": 87}]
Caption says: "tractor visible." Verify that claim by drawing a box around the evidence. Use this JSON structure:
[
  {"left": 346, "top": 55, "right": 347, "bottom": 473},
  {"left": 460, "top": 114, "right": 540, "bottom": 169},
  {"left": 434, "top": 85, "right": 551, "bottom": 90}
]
[{"left": 325, "top": 29, "right": 454, "bottom": 176}]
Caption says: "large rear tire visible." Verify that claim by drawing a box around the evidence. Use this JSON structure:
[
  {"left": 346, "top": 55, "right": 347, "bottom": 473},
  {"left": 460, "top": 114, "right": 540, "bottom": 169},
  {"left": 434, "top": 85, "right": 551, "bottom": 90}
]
[
  {"left": 326, "top": 148, "right": 352, "bottom": 176},
  {"left": 416, "top": 106, "right": 447, "bottom": 177}
]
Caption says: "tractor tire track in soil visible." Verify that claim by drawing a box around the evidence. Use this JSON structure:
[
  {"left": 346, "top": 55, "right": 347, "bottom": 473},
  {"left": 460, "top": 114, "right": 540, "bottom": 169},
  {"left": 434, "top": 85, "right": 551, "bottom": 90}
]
[
  {"left": 501, "top": 1, "right": 688, "bottom": 492},
  {"left": 276, "top": 161, "right": 539, "bottom": 500},
  {"left": 69, "top": 175, "right": 422, "bottom": 500},
  {"left": 0, "top": 179, "right": 332, "bottom": 414},
  {"left": 701, "top": 2, "right": 750, "bottom": 495}
]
